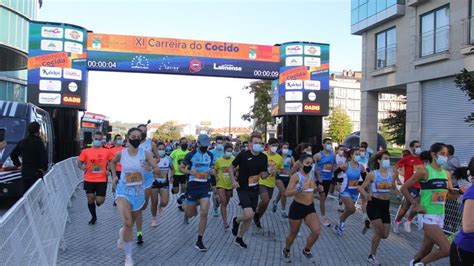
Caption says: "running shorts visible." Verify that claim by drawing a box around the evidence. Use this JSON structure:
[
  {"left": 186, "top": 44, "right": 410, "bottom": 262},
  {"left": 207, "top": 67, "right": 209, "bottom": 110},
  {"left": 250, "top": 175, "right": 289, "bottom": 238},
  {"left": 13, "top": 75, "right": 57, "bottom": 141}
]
[
  {"left": 84, "top": 181, "right": 107, "bottom": 197},
  {"left": 237, "top": 187, "right": 259, "bottom": 211},
  {"left": 288, "top": 200, "right": 316, "bottom": 220},
  {"left": 367, "top": 197, "right": 390, "bottom": 224}
]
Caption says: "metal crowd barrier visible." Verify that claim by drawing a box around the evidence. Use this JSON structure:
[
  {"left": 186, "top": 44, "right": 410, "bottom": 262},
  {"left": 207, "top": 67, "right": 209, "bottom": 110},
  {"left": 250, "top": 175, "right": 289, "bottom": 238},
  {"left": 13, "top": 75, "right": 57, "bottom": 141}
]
[{"left": 0, "top": 157, "right": 82, "bottom": 266}]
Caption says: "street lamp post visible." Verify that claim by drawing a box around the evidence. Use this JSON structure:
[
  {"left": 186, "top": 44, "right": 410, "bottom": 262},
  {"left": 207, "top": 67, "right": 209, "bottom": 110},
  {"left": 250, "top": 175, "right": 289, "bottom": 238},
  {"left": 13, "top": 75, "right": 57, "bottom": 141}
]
[{"left": 227, "top": 96, "right": 232, "bottom": 137}]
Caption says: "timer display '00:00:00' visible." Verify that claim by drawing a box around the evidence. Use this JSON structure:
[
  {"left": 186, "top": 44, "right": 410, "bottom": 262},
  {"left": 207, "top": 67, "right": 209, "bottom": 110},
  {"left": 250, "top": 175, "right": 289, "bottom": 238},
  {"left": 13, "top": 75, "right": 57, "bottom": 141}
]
[{"left": 87, "top": 61, "right": 117, "bottom": 68}]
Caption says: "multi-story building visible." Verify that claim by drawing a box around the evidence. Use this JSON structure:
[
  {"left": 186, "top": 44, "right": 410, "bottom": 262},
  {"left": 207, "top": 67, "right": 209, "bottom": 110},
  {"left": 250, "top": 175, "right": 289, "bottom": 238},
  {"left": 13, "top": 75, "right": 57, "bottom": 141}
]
[
  {"left": 0, "top": 0, "right": 41, "bottom": 102},
  {"left": 352, "top": 0, "right": 474, "bottom": 164},
  {"left": 323, "top": 70, "right": 405, "bottom": 140}
]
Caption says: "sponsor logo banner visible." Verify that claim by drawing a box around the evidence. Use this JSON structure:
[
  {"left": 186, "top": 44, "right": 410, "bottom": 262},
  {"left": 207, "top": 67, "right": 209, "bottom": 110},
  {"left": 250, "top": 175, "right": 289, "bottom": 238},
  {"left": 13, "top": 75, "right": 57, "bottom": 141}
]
[
  {"left": 304, "top": 45, "right": 321, "bottom": 56},
  {"left": 39, "top": 66, "right": 62, "bottom": 78},
  {"left": 304, "top": 57, "right": 321, "bottom": 67},
  {"left": 213, "top": 63, "right": 242, "bottom": 72},
  {"left": 68, "top": 82, "right": 78, "bottom": 92},
  {"left": 285, "top": 45, "right": 303, "bottom": 55},
  {"left": 62, "top": 94, "right": 81, "bottom": 105},
  {"left": 87, "top": 33, "right": 280, "bottom": 62},
  {"left": 38, "top": 93, "right": 61, "bottom": 105},
  {"left": 285, "top": 80, "right": 303, "bottom": 90},
  {"left": 28, "top": 52, "right": 70, "bottom": 69},
  {"left": 308, "top": 92, "right": 317, "bottom": 101},
  {"left": 285, "top": 91, "right": 303, "bottom": 101},
  {"left": 39, "top": 80, "right": 62, "bottom": 92},
  {"left": 304, "top": 80, "right": 321, "bottom": 90},
  {"left": 41, "top": 40, "right": 63, "bottom": 52},
  {"left": 279, "top": 66, "right": 310, "bottom": 84},
  {"left": 63, "top": 68, "right": 82, "bottom": 80},
  {"left": 285, "top": 56, "right": 303, "bottom": 67},
  {"left": 65, "top": 29, "right": 84, "bottom": 42},
  {"left": 64, "top": 41, "right": 83, "bottom": 54},
  {"left": 304, "top": 103, "right": 321, "bottom": 113},
  {"left": 41, "top": 27, "right": 64, "bottom": 39},
  {"left": 285, "top": 103, "right": 303, "bottom": 113}
]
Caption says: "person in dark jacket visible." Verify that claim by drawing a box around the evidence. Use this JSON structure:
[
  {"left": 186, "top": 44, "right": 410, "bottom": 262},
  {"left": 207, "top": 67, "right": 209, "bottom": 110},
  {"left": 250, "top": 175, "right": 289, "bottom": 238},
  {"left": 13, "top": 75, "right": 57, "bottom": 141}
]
[{"left": 10, "top": 121, "right": 48, "bottom": 194}]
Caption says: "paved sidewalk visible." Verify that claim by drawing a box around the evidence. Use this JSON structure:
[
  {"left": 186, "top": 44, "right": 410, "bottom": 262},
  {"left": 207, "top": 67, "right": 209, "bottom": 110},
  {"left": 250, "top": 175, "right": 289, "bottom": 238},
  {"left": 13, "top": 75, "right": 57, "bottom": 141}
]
[{"left": 58, "top": 185, "right": 449, "bottom": 265}]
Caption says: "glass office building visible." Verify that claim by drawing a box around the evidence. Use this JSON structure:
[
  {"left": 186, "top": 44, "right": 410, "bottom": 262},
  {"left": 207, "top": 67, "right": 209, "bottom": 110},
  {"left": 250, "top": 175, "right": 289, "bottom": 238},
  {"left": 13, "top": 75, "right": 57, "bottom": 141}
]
[
  {"left": 351, "top": 0, "right": 405, "bottom": 35},
  {"left": 0, "top": 0, "right": 41, "bottom": 102}
]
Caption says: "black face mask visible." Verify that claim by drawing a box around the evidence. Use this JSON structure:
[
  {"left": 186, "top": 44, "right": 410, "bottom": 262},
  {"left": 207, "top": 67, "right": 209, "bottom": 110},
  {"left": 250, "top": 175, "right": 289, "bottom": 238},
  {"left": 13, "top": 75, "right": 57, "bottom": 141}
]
[
  {"left": 141, "top": 132, "right": 147, "bottom": 140},
  {"left": 199, "top": 146, "right": 208, "bottom": 153},
  {"left": 129, "top": 139, "right": 141, "bottom": 148},
  {"left": 181, "top": 144, "right": 188, "bottom": 150},
  {"left": 303, "top": 165, "right": 312, "bottom": 174}
]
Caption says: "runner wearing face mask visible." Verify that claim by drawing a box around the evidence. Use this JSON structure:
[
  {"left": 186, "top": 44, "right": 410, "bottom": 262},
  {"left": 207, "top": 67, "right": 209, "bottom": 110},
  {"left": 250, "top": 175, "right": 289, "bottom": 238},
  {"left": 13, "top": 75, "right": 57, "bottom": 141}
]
[
  {"left": 171, "top": 137, "right": 189, "bottom": 211},
  {"left": 273, "top": 142, "right": 295, "bottom": 218},
  {"left": 334, "top": 145, "right": 348, "bottom": 212},
  {"left": 110, "top": 128, "right": 161, "bottom": 266},
  {"left": 282, "top": 154, "right": 323, "bottom": 263},
  {"left": 392, "top": 140, "right": 424, "bottom": 234},
  {"left": 110, "top": 134, "right": 125, "bottom": 207},
  {"left": 150, "top": 142, "right": 173, "bottom": 227},
  {"left": 181, "top": 134, "right": 214, "bottom": 252},
  {"left": 402, "top": 143, "right": 453, "bottom": 266},
  {"left": 314, "top": 138, "right": 336, "bottom": 227},
  {"left": 135, "top": 124, "right": 160, "bottom": 245},
  {"left": 254, "top": 138, "right": 283, "bottom": 228},
  {"left": 359, "top": 151, "right": 400, "bottom": 265},
  {"left": 78, "top": 131, "right": 114, "bottom": 225},
  {"left": 334, "top": 148, "right": 365, "bottom": 236},
  {"left": 210, "top": 136, "right": 225, "bottom": 217},
  {"left": 230, "top": 133, "right": 268, "bottom": 248},
  {"left": 215, "top": 143, "right": 235, "bottom": 229},
  {"left": 358, "top": 144, "right": 370, "bottom": 227}
]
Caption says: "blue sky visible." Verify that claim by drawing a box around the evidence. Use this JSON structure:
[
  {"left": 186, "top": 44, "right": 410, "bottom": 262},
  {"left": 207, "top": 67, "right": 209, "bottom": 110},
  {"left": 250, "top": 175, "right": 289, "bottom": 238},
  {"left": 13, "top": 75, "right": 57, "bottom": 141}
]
[{"left": 39, "top": 0, "right": 361, "bottom": 128}]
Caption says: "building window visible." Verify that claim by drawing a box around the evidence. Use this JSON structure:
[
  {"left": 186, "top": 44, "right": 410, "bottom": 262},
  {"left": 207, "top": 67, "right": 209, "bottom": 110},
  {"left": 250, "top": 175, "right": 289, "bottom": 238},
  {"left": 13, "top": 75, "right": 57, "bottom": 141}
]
[
  {"left": 376, "top": 27, "right": 396, "bottom": 69},
  {"left": 420, "top": 6, "right": 450, "bottom": 57}
]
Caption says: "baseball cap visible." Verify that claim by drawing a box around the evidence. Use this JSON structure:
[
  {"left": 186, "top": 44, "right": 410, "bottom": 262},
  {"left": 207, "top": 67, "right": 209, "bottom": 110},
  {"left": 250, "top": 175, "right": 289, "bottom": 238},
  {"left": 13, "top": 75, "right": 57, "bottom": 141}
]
[{"left": 197, "top": 134, "right": 211, "bottom": 147}]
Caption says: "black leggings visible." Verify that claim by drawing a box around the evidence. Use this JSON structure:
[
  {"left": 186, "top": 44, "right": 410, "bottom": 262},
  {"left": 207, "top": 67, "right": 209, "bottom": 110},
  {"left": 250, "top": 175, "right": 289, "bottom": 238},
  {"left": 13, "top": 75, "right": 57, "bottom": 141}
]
[{"left": 450, "top": 241, "right": 474, "bottom": 266}]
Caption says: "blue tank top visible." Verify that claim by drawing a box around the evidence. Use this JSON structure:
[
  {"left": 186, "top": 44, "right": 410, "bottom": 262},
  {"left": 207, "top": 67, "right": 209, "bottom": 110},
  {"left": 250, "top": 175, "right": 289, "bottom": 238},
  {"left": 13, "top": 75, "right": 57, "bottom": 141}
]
[
  {"left": 318, "top": 151, "right": 335, "bottom": 180},
  {"left": 183, "top": 150, "right": 213, "bottom": 183},
  {"left": 281, "top": 155, "right": 293, "bottom": 177},
  {"left": 371, "top": 170, "right": 393, "bottom": 195},
  {"left": 295, "top": 172, "right": 316, "bottom": 193},
  {"left": 342, "top": 162, "right": 362, "bottom": 193}
]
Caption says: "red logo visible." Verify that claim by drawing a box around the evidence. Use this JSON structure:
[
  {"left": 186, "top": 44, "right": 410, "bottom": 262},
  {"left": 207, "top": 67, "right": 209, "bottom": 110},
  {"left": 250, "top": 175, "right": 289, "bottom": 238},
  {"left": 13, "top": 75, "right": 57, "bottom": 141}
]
[
  {"left": 189, "top": 58, "right": 203, "bottom": 73},
  {"left": 63, "top": 95, "right": 81, "bottom": 105},
  {"left": 303, "top": 103, "right": 320, "bottom": 113}
]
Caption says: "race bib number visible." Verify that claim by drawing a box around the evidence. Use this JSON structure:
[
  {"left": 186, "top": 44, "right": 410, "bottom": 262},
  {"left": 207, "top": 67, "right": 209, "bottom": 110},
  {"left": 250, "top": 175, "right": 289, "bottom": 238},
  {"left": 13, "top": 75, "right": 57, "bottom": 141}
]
[
  {"left": 91, "top": 164, "right": 103, "bottom": 174},
  {"left": 348, "top": 180, "right": 359, "bottom": 189},
  {"left": 195, "top": 171, "right": 209, "bottom": 182},
  {"left": 431, "top": 191, "right": 447, "bottom": 205},
  {"left": 249, "top": 175, "right": 260, "bottom": 187},
  {"left": 323, "top": 163, "right": 333, "bottom": 171},
  {"left": 303, "top": 178, "right": 315, "bottom": 192},
  {"left": 125, "top": 172, "right": 143, "bottom": 186},
  {"left": 376, "top": 181, "right": 392, "bottom": 191}
]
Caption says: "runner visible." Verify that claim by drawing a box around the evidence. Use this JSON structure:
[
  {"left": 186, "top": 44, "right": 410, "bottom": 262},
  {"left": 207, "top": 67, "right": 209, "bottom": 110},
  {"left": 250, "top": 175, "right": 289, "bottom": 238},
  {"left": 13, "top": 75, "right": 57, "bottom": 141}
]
[
  {"left": 272, "top": 142, "right": 295, "bottom": 218},
  {"left": 254, "top": 138, "right": 283, "bottom": 228},
  {"left": 333, "top": 148, "right": 365, "bottom": 236},
  {"left": 334, "top": 145, "right": 348, "bottom": 213},
  {"left": 230, "top": 133, "right": 268, "bottom": 248},
  {"left": 110, "top": 128, "right": 161, "bottom": 266},
  {"left": 401, "top": 143, "right": 453, "bottom": 265},
  {"left": 392, "top": 140, "right": 424, "bottom": 234},
  {"left": 135, "top": 124, "right": 159, "bottom": 245},
  {"left": 215, "top": 143, "right": 235, "bottom": 229},
  {"left": 78, "top": 131, "right": 113, "bottom": 225},
  {"left": 150, "top": 141, "right": 173, "bottom": 227},
  {"left": 358, "top": 144, "right": 371, "bottom": 228},
  {"left": 180, "top": 134, "right": 214, "bottom": 252},
  {"left": 282, "top": 154, "right": 322, "bottom": 263},
  {"left": 358, "top": 151, "right": 400, "bottom": 265},
  {"left": 171, "top": 137, "right": 189, "bottom": 211},
  {"left": 210, "top": 136, "right": 225, "bottom": 217},
  {"left": 110, "top": 134, "right": 125, "bottom": 207},
  {"left": 313, "top": 138, "right": 336, "bottom": 227}
]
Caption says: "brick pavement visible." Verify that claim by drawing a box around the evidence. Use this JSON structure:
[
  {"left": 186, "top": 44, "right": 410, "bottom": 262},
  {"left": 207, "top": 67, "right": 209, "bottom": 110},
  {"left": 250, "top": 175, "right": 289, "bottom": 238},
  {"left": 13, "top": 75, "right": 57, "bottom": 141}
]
[{"left": 57, "top": 185, "right": 449, "bottom": 265}]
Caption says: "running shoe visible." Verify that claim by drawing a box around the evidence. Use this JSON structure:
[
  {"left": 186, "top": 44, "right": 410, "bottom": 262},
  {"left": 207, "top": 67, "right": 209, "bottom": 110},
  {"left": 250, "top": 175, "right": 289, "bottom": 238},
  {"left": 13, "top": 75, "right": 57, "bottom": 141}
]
[
  {"left": 333, "top": 224, "right": 343, "bottom": 236},
  {"left": 281, "top": 210, "right": 288, "bottom": 219},
  {"left": 272, "top": 201, "right": 277, "bottom": 213},
  {"left": 88, "top": 217, "right": 97, "bottom": 225},
  {"left": 151, "top": 217, "right": 158, "bottom": 227},
  {"left": 125, "top": 256, "right": 134, "bottom": 266},
  {"left": 231, "top": 217, "right": 239, "bottom": 236},
  {"left": 136, "top": 232, "right": 143, "bottom": 245},
  {"left": 224, "top": 224, "right": 230, "bottom": 231},
  {"left": 322, "top": 217, "right": 331, "bottom": 227},
  {"left": 233, "top": 237, "right": 248, "bottom": 248},
  {"left": 404, "top": 221, "right": 412, "bottom": 233},
  {"left": 302, "top": 248, "right": 313, "bottom": 259},
  {"left": 117, "top": 228, "right": 124, "bottom": 250},
  {"left": 409, "top": 259, "right": 424, "bottom": 266},
  {"left": 367, "top": 254, "right": 381, "bottom": 265},
  {"left": 178, "top": 205, "right": 184, "bottom": 212},
  {"left": 392, "top": 221, "right": 400, "bottom": 234},
  {"left": 362, "top": 219, "right": 370, "bottom": 235},
  {"left": 213, "top": 208, "right": 219, "bottom": 217},
  {"left": 254, "top": 215, "right": 262, "bottom": 228},
  {"left": 282, "top": 248, "right": 291, "bottom": 263},
  {"left": 195, "top": 240, "right": 208, "bottom": 252}
]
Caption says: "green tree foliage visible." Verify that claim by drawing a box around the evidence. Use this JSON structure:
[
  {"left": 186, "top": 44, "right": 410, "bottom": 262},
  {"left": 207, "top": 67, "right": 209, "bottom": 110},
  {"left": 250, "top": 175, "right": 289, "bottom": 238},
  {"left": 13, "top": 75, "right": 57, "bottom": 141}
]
[
  {"left": 242, "top": 80, "right": 273, "bottom": 132},
  {"left": 153, "top": 121, "right": 183, "bottom": 141},
  {"left": 326, "top": 106, "right": 353, "bottom": 144},
  {"left": 454, "top": 68, "right": 474, "bottom": 126},
  {"left": 380, "top": 109, "right": 406, "bottom": 146}
]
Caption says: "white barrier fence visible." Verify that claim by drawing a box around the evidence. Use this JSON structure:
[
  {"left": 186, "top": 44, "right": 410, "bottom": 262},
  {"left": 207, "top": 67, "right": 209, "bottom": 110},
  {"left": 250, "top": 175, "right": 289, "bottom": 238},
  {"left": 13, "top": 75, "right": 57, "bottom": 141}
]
[{"left": 0, "top": 157, "right": 83, "bottom": 266}]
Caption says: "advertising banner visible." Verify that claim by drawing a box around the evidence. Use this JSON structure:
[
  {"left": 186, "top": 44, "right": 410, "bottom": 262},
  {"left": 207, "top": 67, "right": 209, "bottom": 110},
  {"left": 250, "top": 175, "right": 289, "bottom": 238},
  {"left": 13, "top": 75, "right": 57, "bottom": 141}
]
[
  {"left": 273, "top": 42, "right": 330, "bottom": 116},
  {"left": 27, "top": 22, "right": 88, "bottom": 110},
  {"left": 86, "top": 33, "right": 280, "bottom": 79}
]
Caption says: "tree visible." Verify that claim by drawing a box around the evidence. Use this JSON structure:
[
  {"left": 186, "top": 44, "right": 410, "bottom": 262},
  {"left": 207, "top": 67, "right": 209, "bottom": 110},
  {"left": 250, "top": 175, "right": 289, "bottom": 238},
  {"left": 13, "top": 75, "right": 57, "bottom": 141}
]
[
  {"left": 153, "top": 121, "right": 183, "bottom": 141},
  {"left": 454, "top": 68, "right": 474, "bottom": 126},
  {"left": 326, "top": 106, "right": 353, "bottom": 144},
  {"left": 241, "top": 80, "right": 273, "bottom": 136},
  {"left": 380, "top": 109, "right": 406, "bottom": 146}
]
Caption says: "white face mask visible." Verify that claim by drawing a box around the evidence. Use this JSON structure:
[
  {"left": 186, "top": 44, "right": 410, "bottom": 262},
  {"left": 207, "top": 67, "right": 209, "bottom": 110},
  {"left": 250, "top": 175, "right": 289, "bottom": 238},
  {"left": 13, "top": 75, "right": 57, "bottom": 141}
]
[
  {"left": 282, "top": 148, "right": 289, "bottom": 154},
  {"left": 270, "top": 146, "right": 278, "bottom": 153}
]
